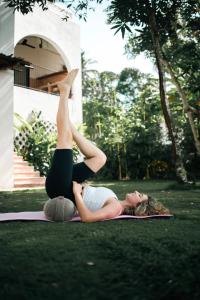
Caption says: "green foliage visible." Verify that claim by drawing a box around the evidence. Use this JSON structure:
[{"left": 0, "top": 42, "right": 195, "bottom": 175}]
[
  {"left": 181, "top": 122, "right": 200, "bottom": 181},
  {"left": 123, "top": 1, "right": 200, "bottom": 129},
  {"left": 14, "top": 111, "right": 79, "bottom": 176},
  {"left": 166, "top": 87, "right": 200, "bottom": 182},
  {"left": 82, "top": 57, "right": 172, "bottom": 180},
  {"left": 124, "top": 100, "right": 172, "bottom": 180},
  {"left": 4, "top": 0, "right": 50, "bottom": 14},
  {"left": 116, "top": 68, "right": 143, "bottom": 106},
  {"left": 14, "top": 111, "right": 57, "bottom": 176}
]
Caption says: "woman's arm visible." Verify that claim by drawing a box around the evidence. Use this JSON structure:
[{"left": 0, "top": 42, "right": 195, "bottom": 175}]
[{"left": 73, "top": 181, "right": 122, "bottom": 222}]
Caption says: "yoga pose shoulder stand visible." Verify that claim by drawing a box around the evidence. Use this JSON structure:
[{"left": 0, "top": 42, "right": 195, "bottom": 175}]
[{"left": 44, "top": 69, "right": 170, "bottom": 222}]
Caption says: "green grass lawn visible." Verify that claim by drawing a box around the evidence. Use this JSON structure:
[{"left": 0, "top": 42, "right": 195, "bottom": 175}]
[{"left": 0, "top": 180, "right": 200, "bottom": 300}]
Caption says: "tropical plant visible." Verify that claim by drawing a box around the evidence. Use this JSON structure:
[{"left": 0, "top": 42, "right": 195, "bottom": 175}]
[
  {"left": 14, "top": 111, "right": 79, "bottom": 176},
  {"left": 14, "top": 111, "right": 57, "bottom": 176},
  {"left": 83, "top": 64, "right": 172, "bottom": 180}
]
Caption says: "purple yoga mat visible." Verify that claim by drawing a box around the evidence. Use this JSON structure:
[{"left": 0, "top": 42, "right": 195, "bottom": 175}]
[{"left": 0, "top": 211, "right": 173, "bottom": 222}]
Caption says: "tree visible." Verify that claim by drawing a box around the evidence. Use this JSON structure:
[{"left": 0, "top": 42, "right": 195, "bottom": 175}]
[
  {"left": 83, "top": 62, "right": 170, "bottom": 180},
  {"left": 106, "top": 0, "right": 191, "bottom": 183},
  {"left": 81, "top": 51, "right": 101, "bottom": 100},
  {"left": 116, "top": 68, "right": 143, "bottom": 108},
  {"left": 4, "top": 0, "right": 55, "bottom": 14},
  {"left": 3, "top": 0, "right": 104, "bottom": 17},
  {"left": 123, "top": 1, "right": 200, "bottom": 156},
  {"left": 82, "top": 0, "right": 199, "bottom": 182},
  {"left": 82, "top": 61, "right": 126, "bottom": 179},
  {"left": 160, "top": 1, "right": 200, "bottom": 155},
  {"left": 81, "top": 51, "right": 97, "bottom": 84}
]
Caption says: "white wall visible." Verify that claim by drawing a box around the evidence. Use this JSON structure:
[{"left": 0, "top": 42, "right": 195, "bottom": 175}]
[
  {"left": 0, "top": 2, "right": 14, "bottom": 54},
  {"left": 0, "top": 2, "right": 14, "bottom": 189},
  {"left": 14, "top": 2, "right": 82, "bottom": 125},
  {"left": 0, "top": 2, "right": 82, "bottom": 189},
  {"left": 14, "top": 86, "right": 77, "bottom": 125}
]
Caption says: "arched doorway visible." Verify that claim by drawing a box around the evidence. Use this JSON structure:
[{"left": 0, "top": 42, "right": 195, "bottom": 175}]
[{"left": 14, "top": 35, "right": 69, "bottom": 94}]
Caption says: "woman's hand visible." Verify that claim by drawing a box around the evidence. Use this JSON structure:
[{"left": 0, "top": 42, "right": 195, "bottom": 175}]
[{"left": 73, "top": 181, "right": 83, "bottom": 196}]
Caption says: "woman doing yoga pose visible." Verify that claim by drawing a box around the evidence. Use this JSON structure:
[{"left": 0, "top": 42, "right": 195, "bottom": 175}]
[{"left": 44, "top": 69, "right": 170, "bottom": 222}]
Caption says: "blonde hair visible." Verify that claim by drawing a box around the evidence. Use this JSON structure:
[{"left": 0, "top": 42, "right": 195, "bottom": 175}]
[
  {"left": 43, "top": 196, "right": 76, "bottom": 222},
  {"left": 124, "top": 196, "right": 170, "bottom": 216}
]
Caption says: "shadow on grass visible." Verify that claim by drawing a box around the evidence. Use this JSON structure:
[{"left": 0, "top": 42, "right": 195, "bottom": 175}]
[{"left": 165, "top": 181, "right": 200, "bottom": 191}]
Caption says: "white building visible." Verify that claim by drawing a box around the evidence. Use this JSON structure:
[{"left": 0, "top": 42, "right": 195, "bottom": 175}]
[{"left": 0, "top": 1, "right": 82, "bottom": 189}]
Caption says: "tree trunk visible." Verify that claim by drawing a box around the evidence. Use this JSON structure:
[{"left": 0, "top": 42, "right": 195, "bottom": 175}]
[
  {"left": 124, "top": 143, "right": 129, "bottom": 179},
  {"left": 149, "top": 4, "right": 188, "bottom": 183},
  {"left": 161, "top": 57, "right": 200, "bottom": 155},
  {"left": 117, "top": 143, "right": 122, "bottom": 180}
]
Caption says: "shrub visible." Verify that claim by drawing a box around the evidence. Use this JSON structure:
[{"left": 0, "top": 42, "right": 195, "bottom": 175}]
[{"left": 14, "top": 111, "right": 78, "bottom": 176}]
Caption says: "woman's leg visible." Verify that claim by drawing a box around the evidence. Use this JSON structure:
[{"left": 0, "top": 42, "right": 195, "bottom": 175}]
[
  {"left": 45, "top": 69, "right": 80, "bottom": 200},
  {"left": 56, "top": 70, "right": 79, "bottom": 149},
  {"left": 70, "top": 122, "right": 107, "bottom": 173},
  {"left": 56, "top": 68, "right": 106, "bottom": 173}
]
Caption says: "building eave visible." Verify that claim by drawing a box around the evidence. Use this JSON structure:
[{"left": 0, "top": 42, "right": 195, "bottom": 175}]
[{"left": 0, "top": 53, "right": 31, "bottom": 70}]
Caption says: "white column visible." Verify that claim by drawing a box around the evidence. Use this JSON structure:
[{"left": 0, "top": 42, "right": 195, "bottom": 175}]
[
  {"left": 0, "top": 2, "right": 15, "bottom": 189},
  {"left": 0, "top": 71, "right": 14, "bottom": 189}
]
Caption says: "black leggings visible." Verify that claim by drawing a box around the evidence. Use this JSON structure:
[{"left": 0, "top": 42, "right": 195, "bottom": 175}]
[{"left": 45, "top": 149, "right": 95, "bottom": 203}]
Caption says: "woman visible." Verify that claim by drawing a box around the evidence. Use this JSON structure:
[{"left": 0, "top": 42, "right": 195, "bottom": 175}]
[{"left": 44, "top": 69, "right": 170, "bottom": 222}]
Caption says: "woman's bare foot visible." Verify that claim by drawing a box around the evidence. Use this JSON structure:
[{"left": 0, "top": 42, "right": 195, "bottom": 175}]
[
  {"left": 57, "top": 69, "right": 79, "bottom": 96},
  {"left": 63, "top": 69, "right": 79, "bottom": 86}
]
